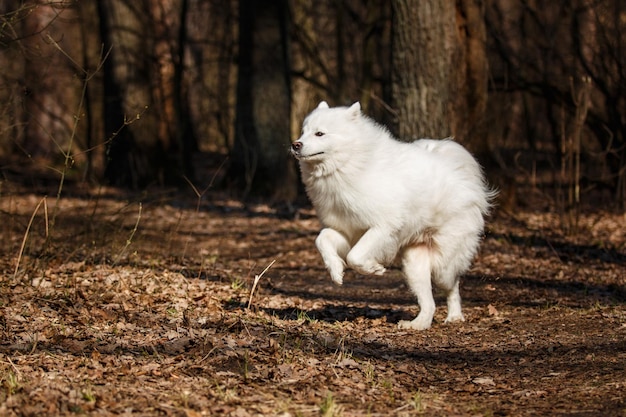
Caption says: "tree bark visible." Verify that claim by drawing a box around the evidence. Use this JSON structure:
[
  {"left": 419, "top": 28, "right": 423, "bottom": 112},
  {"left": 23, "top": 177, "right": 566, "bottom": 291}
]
[
  {"left": 99, "top": 0, "right": 191, "bottom": 188},
  {"left": 230, "top": 0, "right": 296, "bottom": 200},
  {"left": 454, "top": 0, "right": 489, "bottom": 148},
  {"left": 391, "top": 0, "right": 488, "bottom": 146},
  {"left": 99, "top": 0, "right": 158, "bottom": 187},
  {"left": 20, "top": 3, "right": 83, "bottom": 161}
]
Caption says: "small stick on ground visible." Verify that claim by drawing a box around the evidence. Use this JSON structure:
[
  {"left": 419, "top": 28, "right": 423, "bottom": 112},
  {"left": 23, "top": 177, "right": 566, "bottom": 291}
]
[
  {"left": 247, "top": 259, "right": 276, "bottom": 309},
  {"left": 14, "top": 197, "right": 48, "bottom": 279},
  {"left": 112, "top": 202, "right": 142, "bottom": 266}
]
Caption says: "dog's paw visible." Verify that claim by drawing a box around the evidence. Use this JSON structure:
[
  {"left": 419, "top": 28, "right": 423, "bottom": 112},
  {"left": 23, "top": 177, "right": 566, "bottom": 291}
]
[
  {"left": 369, "top": 263, "right": 387, "bottom": 276},
  {"left": 397, "top": 317, "right": 432, "bottom": 331},
  {"left": 325, "top": 259, "right": 345, "bottom": 285},
  {"left": 444, "top": 313, "right": 465, "bottom": 324},
  {"left": 329, "top": 270, "right": 344, "bottom": 285},
  {"left": 347, "top": 257, "right": 386, "bottom": 276}
]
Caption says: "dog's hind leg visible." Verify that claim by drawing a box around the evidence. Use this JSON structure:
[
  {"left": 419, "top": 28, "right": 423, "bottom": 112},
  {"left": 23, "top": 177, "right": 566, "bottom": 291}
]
[
  {"left": 443, "top": 279, "right": 465, "bottom": 323},
  {"left": 435, "top": 242, "right": 469, "bottom": 324},
  {"left": 398, "top": 245, "right": 436, "bottom": 330},
  {"left": 316, "top": 228, "right": 351, "bottom": 285}
]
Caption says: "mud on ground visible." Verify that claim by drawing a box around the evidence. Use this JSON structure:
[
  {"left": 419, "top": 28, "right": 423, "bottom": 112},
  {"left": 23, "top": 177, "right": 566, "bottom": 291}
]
[{"left": 0, "top": 185, "right": 625, "bottom": 416}]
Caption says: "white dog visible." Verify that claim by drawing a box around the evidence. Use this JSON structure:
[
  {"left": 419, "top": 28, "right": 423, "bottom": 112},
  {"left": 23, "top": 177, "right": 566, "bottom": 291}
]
[{"left": 291, "top": 101, "right": 494, "bottom": 330}]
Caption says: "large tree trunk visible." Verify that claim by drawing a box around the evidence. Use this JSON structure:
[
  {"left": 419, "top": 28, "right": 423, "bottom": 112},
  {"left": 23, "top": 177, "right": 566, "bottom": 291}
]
[
  {"left": 76, "top": 0, "right": 106, "bottom": 182},
  {"left": 98, "top": 0, "right": 159, "bottom": 188},
  {"left": 391, "top": 0, "right": 488, "bottom": 145},
  {"left": 98, "top": 0, "right": 191, "bottom": 188},
  {"left": 454, "top": 0, "right": 489, "bottom": 149},
  {"left": 230, "top": 0, "right": 296, "bottom": 201}
]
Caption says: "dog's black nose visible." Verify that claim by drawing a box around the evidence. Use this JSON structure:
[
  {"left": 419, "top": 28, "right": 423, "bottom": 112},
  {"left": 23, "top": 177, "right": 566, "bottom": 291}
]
[{"left": 291, "top": 141, "right": 302, "bottom": 151}]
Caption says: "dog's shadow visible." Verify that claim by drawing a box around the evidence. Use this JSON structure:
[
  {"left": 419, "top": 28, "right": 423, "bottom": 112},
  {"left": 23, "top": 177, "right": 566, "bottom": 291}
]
[{"left": 259, "top": 304, "right": 411, "bottom": 325}]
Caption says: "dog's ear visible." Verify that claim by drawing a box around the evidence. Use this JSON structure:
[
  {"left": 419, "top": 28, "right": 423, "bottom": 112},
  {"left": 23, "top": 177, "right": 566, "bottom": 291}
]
[
  {"left": 348, "top": 101, "right": 361, "bottom": 118},
  {"left": 317, "top": 101, "right": 329, "bottom": 109}
]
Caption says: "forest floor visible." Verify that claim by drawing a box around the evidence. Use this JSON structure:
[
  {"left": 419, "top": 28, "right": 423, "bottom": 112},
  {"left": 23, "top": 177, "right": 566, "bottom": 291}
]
[{"left": 0, "top": 179, "right": 625, "bottom": 416}]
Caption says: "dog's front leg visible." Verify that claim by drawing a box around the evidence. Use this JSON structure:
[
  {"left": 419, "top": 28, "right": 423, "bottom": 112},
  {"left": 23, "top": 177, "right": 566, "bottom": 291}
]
[
  {"left": 346, "top": 228, "right": 395, "bottom": 276},
  {"left": 315, "top": 228, "right": 351, "bottom": 285}
]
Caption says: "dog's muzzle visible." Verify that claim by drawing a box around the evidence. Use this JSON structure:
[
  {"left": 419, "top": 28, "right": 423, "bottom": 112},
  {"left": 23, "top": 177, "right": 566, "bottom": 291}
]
[
  {"left": 291, "top": 141, "right": 324, "bottom": 160},
  {"left": 291, "top": 141, "right": 303, "bottom": 158}
]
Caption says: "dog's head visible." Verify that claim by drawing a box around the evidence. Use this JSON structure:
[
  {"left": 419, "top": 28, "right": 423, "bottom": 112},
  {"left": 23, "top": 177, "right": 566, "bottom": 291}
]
[{"left": 291, "top": 101, "right": 362, "bottom": 163}]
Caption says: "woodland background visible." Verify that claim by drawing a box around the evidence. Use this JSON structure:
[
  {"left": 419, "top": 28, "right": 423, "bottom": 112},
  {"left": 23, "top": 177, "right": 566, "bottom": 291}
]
[
  {"left": 0, "top": 0, "right": 625, "bottom": 213},
  {"left": 1, "top": 2, "right": 626, "bottom": 416}
]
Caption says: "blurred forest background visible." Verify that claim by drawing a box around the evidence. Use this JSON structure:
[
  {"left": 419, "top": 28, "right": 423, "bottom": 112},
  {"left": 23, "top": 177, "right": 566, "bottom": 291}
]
[{"left": 0, "top": 0, "right": 625, "bottom": 214}]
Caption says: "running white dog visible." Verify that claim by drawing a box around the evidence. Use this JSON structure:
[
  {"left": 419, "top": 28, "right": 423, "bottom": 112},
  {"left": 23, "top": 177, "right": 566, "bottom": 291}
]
[{"left": 291, "top": 101, "right": 494, "bottom": 330}]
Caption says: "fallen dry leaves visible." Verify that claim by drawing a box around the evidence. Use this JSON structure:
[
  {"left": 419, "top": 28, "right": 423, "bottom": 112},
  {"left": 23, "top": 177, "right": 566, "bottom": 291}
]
[{"left": 0, "top": 185, "right": 625, "bottom": 416}]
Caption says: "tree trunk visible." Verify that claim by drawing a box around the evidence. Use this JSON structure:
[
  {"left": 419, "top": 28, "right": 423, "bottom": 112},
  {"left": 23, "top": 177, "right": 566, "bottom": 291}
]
[
  {"left": 454, "top": 0, "right": 489, "bottom": 148},
  {"left": 98, "top": 0, "right": 157, "bottom": 188},
  {"left": 99, "top": 0, "right": 190, "bottom": 188},
  {"left": 77, "top": 0, "right": 106, "bottom": 182},
  {"left": 230, "top": 0, "right": 296, "bottom": 201},
  {"left": 391, "top": 0, "right": 488, "bottom": 145},
  {"left": 173, "top": 0, "right": 197, "bottom": 181},
  {"left": 149, "top": 0, "right": 195, "bottom": 182},
  {"left": 20, "top": 3, "right": 84, "bottom": 162}
]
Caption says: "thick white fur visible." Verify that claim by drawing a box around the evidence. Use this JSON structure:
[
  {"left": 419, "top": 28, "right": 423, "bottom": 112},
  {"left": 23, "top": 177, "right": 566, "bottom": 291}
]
[{"left": 291, "top": 101, "right": 494, "bottom": 330}]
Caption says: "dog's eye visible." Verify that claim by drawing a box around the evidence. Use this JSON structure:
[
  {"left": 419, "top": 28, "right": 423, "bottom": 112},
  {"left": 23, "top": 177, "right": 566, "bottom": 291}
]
[{"left": 315, "top": 131, "right": 325, "bottom": 137}]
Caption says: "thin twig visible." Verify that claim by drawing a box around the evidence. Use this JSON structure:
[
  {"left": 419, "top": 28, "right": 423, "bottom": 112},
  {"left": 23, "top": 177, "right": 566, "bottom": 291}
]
[
  {"left": 14, "top": 197, "right": 46, "bottom": 279},
  {"left": 42, "top": 39, "right": 111, "bottom": 247},
  {"left": 247, "top": 259, "right": 276, "bottom": 309},
  {"left": 112, "top": 203, "right": 142, "bottom": 266},
  {"left": 5, "top": 356, "right": 21, "bottom": 379},
  {"left": 180, "top": 157, "right": 228, "bottom": 259}
]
